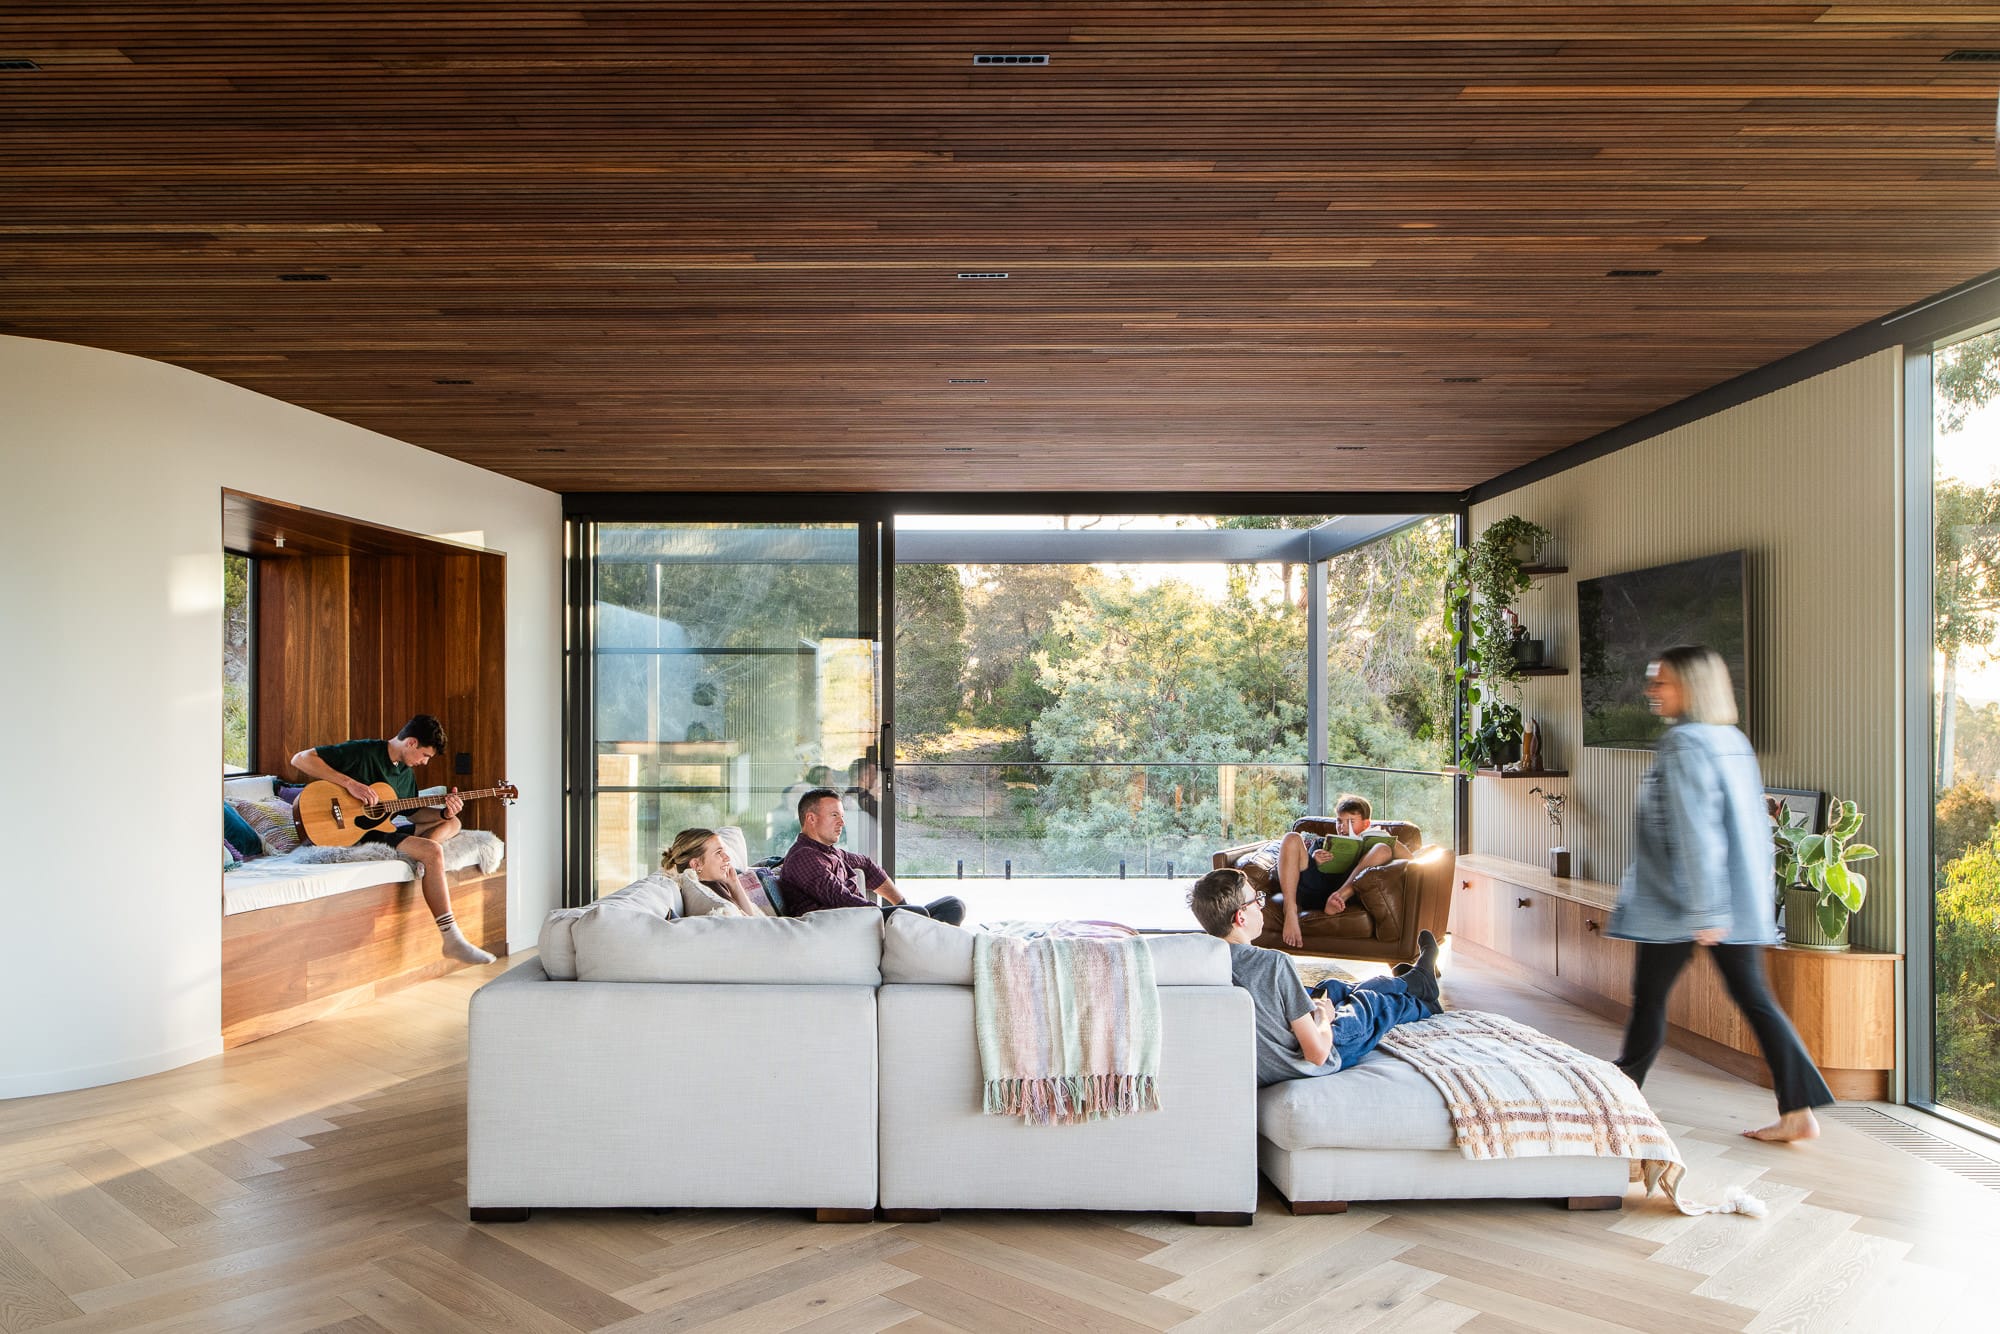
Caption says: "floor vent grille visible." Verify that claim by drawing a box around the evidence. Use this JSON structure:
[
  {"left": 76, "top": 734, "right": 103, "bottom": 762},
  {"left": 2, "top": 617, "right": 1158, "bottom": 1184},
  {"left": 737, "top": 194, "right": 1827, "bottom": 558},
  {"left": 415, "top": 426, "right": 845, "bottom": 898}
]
[{"left": 1820, "top": 1107, "right": 2000, "bottom": 1192}]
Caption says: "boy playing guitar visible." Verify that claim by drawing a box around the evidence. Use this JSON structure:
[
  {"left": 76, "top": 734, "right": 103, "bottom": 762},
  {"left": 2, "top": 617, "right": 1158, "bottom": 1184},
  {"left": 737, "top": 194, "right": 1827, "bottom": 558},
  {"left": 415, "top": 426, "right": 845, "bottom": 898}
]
[{"left": 289, "top": 713, "right": 494, "bottom": 965}]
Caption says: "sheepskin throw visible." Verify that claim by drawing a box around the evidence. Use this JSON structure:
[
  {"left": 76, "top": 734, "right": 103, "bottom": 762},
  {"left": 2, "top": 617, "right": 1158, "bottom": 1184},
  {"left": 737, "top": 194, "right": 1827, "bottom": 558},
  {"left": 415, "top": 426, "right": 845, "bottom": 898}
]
[
  {"left": 973, "top": 932, "right": 1161, "bottom": 1126},
  {"left": 289, "top": 828, "right": 504, "bottom": 877}
]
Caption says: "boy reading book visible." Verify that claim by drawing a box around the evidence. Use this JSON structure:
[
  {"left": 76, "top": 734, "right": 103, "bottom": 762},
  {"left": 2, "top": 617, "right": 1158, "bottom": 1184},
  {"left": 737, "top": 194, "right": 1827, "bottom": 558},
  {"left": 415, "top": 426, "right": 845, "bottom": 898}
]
[{"left": 1273, "top": 794, "right": 1414, "bottom": 949}]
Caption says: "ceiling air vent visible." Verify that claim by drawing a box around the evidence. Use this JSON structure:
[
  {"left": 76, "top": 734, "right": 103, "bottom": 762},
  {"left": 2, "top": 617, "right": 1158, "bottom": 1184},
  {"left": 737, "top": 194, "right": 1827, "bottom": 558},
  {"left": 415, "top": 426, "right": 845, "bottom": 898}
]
[
  {"left": 943, "top": 447, "right": 976, "bottom": 453},
  {"left": 974, "top": 54, "right": 1049, "bottom": 66},
  {"left": 947, "top": 378, "right": 988, "bottom": 384},
  {"left": 1606, "top": 268, "right": 1662, "bottom": 278},
  {"left": 0, "top": 58, "right": 41, "bottom": 71},
  {"left": 434, "top": 378, "right": 473, "bottom": 385},
  {"left": 1335, "top": 446, "right": 1366, "bottom": 452},
  {"left": 1943, "top": 50, "right": 2000, "bottom": 63},
  {"left": 1443, "top": 376, "right": 1482, "bottom": 384},
  {"left": 957, "top": 271, "right": 1009, "bottom": 280},
  {"left": 277, "top": 272, "right": 330, "bottom": 282}
]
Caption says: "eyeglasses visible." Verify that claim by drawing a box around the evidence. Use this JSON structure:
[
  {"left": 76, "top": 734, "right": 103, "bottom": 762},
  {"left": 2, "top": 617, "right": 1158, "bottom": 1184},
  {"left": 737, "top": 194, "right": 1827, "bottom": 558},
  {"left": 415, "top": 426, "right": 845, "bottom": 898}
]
[{"left": 1239, "top": 891, "right": 1267, "bottom": 912}]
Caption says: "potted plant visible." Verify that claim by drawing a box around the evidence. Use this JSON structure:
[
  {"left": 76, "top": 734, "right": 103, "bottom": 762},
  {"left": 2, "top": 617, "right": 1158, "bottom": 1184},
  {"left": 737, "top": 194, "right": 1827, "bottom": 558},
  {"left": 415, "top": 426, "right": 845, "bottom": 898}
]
[
  {"left": 1529, "top": 784, "right": 1569, "bottom": 877},
  {"left": 1446, "top": 515, "right": 1551, "bottom": 774},
  {"left": 1469, "top": 700, "right": 1524, "bottom": 772},
  {"left": 1772, "top": 795, "right": 1877, "bottom": 951}
]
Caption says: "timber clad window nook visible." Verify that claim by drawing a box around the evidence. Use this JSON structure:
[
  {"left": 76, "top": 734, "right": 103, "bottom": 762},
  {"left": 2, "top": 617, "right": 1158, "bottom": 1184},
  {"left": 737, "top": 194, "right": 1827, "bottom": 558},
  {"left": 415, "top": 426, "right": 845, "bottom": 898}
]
[{"left": 218, "top": 491, "right": 510, "bottom": 1046}]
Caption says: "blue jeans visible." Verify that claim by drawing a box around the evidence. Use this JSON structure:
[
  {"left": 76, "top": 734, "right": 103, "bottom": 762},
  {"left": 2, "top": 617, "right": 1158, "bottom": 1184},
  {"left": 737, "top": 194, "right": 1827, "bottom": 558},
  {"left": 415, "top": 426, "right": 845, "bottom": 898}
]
[{"left": 1307, "top": 976, "right": 1434, "bottom": 1069}]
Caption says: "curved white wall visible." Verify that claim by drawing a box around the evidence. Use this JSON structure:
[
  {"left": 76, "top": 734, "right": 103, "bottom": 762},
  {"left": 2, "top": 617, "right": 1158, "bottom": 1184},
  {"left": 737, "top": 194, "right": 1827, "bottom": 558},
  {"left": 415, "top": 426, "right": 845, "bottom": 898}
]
[{"left": 0, "top": 336, "right": 563, "bottom": 1099}]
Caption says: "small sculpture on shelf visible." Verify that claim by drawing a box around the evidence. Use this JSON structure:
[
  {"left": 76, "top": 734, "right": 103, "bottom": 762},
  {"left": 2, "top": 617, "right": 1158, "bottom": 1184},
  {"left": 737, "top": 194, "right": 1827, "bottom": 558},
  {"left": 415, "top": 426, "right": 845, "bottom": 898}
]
[{"left": 1529, "top": 783, "right": 1570, "bottom": 878}]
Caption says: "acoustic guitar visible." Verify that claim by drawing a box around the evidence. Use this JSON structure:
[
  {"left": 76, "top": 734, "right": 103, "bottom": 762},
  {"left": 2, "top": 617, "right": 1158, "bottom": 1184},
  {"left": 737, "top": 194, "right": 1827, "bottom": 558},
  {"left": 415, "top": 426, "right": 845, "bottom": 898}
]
[{"left": 294, "top": 780, "right": 519, "bottom": 848}]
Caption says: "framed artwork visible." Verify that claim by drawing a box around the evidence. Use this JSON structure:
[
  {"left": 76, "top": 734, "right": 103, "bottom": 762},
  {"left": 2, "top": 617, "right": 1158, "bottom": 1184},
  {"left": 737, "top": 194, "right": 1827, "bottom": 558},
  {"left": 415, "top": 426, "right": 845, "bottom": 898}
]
[{"left": 1764, "top": 786, "right": 1825, "bottom": 833}]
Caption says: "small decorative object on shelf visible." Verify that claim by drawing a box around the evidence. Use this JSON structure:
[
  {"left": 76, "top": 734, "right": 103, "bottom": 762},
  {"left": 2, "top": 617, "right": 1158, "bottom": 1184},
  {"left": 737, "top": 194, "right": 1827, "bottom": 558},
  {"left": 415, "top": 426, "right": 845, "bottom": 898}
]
[{"left": 1530, "top": 784, "right": 1570, "bottom": 878}]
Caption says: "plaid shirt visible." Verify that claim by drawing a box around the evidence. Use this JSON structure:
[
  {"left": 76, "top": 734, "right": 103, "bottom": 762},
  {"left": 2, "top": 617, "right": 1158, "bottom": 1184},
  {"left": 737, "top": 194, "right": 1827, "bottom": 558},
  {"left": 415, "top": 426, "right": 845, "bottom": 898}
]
[{"left": 776, "top": 836, "right": 887, "bottom": 915}]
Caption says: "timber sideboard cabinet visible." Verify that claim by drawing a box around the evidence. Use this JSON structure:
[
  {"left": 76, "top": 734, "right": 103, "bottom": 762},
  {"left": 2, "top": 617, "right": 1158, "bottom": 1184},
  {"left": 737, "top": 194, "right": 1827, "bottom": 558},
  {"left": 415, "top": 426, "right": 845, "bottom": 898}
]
[{"left": 1452, "top": 854, "right": 1899, "bottom": 1101}]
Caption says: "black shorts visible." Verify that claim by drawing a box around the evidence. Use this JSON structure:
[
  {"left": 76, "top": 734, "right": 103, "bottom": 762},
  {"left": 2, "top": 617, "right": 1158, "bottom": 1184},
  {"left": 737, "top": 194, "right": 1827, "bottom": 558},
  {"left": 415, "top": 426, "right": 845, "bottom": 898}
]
[
  {"left": 1291, "top": 834, "right": 1348, "bottom": 912},
  {"left": 360, "top": 828, "right": 411, "bottom": 848}
]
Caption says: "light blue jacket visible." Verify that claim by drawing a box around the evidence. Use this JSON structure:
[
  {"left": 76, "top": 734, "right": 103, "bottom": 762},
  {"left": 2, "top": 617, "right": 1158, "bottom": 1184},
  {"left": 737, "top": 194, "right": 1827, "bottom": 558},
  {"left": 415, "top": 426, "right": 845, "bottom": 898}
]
[{"left": 1608, "top": 722, "right": 1778, "bottom": 946}]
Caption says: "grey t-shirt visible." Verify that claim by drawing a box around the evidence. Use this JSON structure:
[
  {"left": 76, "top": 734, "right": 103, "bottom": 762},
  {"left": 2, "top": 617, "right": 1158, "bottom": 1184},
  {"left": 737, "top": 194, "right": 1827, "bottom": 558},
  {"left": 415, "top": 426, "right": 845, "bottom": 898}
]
[{"left": 1228, "top": 942, "right": 1333, "bottom": 1085}]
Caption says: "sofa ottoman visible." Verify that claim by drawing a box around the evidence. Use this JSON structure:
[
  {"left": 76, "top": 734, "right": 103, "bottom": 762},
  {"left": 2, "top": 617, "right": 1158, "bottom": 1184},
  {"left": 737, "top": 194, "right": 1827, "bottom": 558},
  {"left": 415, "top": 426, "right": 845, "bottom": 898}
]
[{"left": 1257, "top": 1047, "right": 1631, "bottom": 1213}]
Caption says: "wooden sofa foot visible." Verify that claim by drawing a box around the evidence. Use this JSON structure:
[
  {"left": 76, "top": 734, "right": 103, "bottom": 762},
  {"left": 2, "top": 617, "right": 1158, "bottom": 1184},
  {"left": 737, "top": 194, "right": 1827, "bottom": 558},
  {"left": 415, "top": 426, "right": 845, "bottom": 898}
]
[
  {"left": 880, "top": 1208, "right": 943, "bottom": 1223},
  {"left": 1192, "top": 1211, "right": 1254, "bottom": 1227},
  {"left": 470, "top": 1207, "right": 529, "bottom": 1223},
  {"left": 1286, "top": 1200, "right": 1350, "bottom": 1216},
  {"left": 1564, "top": 1195, "right": 1623, "bottom": 1212},
  {"left": 816, "top": 1207, "right": 875, "bottom": 1224}
]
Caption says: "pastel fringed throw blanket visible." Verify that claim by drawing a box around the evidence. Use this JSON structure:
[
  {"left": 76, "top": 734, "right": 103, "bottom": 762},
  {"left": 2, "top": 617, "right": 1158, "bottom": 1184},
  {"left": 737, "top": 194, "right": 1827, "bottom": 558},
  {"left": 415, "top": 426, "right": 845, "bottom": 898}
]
[
  {"left": 1381, "top": 1011, "right": 1765, "bottom": 1218},
  {"left": 973, "top": 932, "right": 1162, "bottom": 1126}
]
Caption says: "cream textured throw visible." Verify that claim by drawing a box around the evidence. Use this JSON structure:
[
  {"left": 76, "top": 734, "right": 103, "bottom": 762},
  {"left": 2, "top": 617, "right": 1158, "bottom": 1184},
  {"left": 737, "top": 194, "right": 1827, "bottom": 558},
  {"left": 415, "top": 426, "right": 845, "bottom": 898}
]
[
  {"left": 973, "top": 933, "right": 1162, "bottom": 1126},
  {"left": 1381, "top": 1010, "right": 1765, "bottom": 1218}
]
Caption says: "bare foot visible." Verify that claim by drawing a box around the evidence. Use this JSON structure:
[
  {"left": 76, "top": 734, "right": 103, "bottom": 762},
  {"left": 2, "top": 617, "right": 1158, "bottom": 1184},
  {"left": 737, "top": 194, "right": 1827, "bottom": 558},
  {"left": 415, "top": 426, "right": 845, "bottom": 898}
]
[{"left": 1743, "top": 1109, "right": 1820, "bottom": 1142}]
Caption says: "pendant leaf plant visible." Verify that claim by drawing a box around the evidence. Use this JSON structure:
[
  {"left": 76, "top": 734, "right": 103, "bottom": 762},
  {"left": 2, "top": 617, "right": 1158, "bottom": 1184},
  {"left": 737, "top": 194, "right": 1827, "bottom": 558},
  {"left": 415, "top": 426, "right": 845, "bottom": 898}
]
[
  {"left": 1772, "top": 795, "right": 1877, "bottom": 939},
  {"left": 1445, "top": 516, "right": 1551, "bottom": 775}
]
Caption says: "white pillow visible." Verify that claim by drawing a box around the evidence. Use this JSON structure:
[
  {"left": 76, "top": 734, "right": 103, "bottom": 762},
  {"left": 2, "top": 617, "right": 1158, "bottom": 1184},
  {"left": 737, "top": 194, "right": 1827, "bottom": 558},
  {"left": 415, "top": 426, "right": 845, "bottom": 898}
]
[
  {"left": 713, "top": 825, "right": 752, "bottom": 870},
  {"left": 222, "top": 774, "right": 278, "bottom": 803},
  {"left": 673, "top": 868, "right": 745, "bottom": 918}
]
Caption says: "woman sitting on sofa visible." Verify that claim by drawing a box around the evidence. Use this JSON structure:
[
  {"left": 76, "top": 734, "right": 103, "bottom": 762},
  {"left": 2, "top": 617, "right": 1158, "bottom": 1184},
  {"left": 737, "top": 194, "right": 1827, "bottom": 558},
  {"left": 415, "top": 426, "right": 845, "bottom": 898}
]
[
  {"left": 664, "top": 827, "right": 769, "bottom": 916},
  {"left": 1273, "top": 794, "right": 1413, "bottom": 948}
]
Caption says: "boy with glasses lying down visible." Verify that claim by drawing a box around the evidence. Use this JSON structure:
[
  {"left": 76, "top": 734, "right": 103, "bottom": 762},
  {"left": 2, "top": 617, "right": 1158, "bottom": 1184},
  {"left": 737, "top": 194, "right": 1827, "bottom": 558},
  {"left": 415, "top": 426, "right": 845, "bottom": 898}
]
[{"left": 1189, "top": 866, "right": 1440, "bottom": 1086}]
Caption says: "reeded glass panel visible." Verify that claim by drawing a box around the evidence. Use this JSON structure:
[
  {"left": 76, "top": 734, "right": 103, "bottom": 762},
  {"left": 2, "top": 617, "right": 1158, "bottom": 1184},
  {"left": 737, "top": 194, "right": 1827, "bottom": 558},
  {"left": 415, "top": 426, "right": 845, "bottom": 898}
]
[
  {"left": 591, "top": 523, "right": 872, "bottom": 896},
  {"left": 223, "top": 553, "right": 252, "bottom": 771},
  {"left": 1932, "top": 329, "right": 2000, "bottom": 1128}
]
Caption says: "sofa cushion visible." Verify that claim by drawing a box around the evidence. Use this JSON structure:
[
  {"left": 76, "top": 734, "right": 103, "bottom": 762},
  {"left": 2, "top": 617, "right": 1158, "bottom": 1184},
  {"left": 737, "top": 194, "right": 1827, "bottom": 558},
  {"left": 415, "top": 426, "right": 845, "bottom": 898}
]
[
  {"left": 1256, "top": 1047, "right": 1457, "bottom": 1152},
  {"left": 573, "top": 905, "right": 883, "bottom": 985},
  {"left": 222, "top": 774, "right": 278, "bottom": 803},
  {"left": 536, "top": 907, "right": 591, "bottom": 980},
  {"left": 222, "top": 802, "right": 265, "bottom": 860},
  {"left": 880, "top": 915, "right": 1230, "bottom": 986},
  {"left": 537, "top": 873, "right": 685, "bottom": 981},
  {"left": 228, "top": 796, "right": 302, "bottom": 855}
]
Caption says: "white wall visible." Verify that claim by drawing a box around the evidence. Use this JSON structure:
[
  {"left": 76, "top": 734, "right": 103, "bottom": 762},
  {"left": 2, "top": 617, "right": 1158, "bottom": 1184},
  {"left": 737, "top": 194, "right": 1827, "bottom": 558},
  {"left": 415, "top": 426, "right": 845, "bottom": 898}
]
[
  {"left": 1469, "top": 349, "right": 1904, "bottom": 952},
  {"left": 0, "top": 335, "right": 563, "bottom": 1099}
]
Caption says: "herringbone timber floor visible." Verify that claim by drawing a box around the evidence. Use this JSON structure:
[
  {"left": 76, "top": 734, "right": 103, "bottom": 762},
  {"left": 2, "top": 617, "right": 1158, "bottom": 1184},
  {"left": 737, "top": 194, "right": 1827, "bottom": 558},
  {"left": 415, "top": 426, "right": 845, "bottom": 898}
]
[{"left": 2, "top": 950, "right": 1996, "bottom": 1334}]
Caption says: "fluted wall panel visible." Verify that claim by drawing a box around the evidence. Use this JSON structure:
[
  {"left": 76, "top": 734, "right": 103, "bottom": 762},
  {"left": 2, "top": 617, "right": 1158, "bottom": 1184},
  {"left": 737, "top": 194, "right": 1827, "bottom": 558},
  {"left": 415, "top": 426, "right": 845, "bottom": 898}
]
[{"left": 1470, "top": 348, "right": 1904, "bottom": 952}]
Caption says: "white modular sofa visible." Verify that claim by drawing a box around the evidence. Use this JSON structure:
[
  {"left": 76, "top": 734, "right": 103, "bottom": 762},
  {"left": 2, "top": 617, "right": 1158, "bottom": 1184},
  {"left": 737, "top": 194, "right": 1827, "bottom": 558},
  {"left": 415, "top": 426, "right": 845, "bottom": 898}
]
[{"left": 467, "top": 881, "right": 1259, "bottom": 1224}]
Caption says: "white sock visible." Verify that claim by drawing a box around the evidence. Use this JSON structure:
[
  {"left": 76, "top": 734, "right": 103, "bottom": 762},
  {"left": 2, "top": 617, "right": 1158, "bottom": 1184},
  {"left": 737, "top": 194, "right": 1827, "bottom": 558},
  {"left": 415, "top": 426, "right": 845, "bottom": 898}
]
[{"left": 436, "top": 913, "right": 495, "bottom": 965}]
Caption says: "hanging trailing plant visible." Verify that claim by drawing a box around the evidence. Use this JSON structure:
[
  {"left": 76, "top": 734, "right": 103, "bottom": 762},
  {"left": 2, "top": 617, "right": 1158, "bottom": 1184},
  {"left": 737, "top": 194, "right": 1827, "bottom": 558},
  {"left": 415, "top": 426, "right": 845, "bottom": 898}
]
[{"left": 1445, "top": 515, "right": 1551, "bottom": 775}]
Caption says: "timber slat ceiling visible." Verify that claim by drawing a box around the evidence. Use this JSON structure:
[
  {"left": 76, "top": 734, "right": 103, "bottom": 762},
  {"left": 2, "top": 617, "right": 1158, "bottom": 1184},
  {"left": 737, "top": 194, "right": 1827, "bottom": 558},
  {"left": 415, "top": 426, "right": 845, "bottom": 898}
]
[{"left": 5, "top": 3, "right": 1999, "bottom": 492}]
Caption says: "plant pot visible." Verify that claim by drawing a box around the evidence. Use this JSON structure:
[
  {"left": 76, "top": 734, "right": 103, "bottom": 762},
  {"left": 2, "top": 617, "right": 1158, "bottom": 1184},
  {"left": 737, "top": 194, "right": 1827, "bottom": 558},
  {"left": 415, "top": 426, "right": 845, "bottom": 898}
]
[
  {"left": 1548, "top": 847, "right": 1571, "bottom": 878},
  {"left": 1511, "top": 638, "right": 1546, "bottom": 668},
  {"left": 1484, "top": 739, "right": 1521, "bottom": 769},
  {"left": 1782, "top": 884, "right": 1850, "bottom": 952}
]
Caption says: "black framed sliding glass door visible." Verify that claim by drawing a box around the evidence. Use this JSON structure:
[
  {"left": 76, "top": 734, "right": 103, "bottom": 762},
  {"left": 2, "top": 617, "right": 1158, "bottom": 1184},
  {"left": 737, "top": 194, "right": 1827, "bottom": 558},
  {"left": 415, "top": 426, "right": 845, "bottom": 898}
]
[{"left": 574, "top": 521, "right": 881, "bottom": 899}]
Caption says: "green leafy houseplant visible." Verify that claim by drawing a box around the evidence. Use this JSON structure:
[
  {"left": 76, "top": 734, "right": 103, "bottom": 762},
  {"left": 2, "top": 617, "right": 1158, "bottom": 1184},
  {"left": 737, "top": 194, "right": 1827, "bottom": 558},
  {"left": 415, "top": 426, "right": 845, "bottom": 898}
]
[
  {"left": 1445, "top": 516, "right": 1550, "bottom": 775},
  {"left": 1771, "top": 795, "right": 1877, "bottom": 950}
]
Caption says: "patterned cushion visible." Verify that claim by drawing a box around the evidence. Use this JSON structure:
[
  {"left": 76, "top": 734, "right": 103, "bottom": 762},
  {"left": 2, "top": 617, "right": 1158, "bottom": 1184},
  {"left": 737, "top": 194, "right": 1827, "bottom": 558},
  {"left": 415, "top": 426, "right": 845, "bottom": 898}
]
[
  {"left": 737, "top": 869, "right": 777, "bottom": 915},
  {"left": 228, "top": 797, "right": 301, "bottom": 855},
  {"left": 755, "top": 866, "right": 788, "bottom": 915},
  {"left": 222, "top": 802, "right": 264, "bottom": 860}
]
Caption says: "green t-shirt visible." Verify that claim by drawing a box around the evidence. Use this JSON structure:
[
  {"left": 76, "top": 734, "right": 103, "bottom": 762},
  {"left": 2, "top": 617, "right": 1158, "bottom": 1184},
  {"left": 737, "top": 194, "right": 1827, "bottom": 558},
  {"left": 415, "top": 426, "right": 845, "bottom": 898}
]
[
  {"left": 1310, "top": 832, "right": 1399, "bottom": 880},
  {"left": 314, "top": 739, "right": 416, "bottom": 800}
]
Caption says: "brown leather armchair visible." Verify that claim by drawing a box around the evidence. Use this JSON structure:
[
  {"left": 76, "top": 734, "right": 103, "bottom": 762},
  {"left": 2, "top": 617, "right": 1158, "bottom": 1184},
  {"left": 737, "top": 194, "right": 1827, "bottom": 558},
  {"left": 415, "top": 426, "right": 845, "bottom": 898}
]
[{"left": 1210, "top": 817, "right": 1456, "bottom": 964}]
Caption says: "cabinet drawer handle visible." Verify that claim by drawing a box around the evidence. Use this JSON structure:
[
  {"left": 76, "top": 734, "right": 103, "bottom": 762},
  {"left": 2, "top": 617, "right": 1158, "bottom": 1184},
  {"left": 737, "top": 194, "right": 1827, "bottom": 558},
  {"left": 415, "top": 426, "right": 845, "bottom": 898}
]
[
  {"left": 1516, "top": 898, "right": 1531, "bottom": 909},
  {"left": 1586, "top": 919, "right": 1601, "bottom": 933}
]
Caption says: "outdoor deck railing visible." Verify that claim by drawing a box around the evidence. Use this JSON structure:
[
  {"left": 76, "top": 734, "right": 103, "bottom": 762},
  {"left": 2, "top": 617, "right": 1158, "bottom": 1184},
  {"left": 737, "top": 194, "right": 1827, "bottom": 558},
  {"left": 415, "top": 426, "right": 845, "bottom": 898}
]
[{"left": 891, "top": 760, "right": 1455, "bottom": 879}]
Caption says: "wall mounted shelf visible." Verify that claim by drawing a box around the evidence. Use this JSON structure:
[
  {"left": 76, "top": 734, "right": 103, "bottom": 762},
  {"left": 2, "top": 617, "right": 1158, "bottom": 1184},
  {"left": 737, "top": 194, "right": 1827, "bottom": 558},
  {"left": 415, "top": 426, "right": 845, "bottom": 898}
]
[{"left": 1475, "top": 768, "right": 1569, "bottom": 779}]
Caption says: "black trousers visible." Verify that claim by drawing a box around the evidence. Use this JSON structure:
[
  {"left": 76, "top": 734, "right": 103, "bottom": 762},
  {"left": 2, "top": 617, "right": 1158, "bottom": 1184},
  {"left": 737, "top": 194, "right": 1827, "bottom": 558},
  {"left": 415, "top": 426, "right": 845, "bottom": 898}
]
[
  {"left": 882, "top": 897, "right": 966, "bottom": 927},
  {"left": 1617, "top": 941, "right": 1834, "bottom": 1114}
]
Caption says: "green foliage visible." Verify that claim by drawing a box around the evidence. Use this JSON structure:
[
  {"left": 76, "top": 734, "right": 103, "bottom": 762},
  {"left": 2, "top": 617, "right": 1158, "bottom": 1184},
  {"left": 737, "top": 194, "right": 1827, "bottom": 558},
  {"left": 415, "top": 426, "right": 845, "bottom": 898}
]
[
  {"left": 1773, "top": 795, "right": 1876, "bottom": 938},
  {"left": 1325, "top": 517, "right": 1455, "bottom": 766},
  {"left": 1936, "top": 823, "right": 2000, "bottom": 1122},
  {"left": 960, "top": 565, "right": 1098, "bottom": 735},
  {"left": 1444, "top": 515, "right": 1550, "bottom": 775},
  {"left": 223, "top": 554, "right": 251, "bottom": 768},
  {"left": 893, "top": 564, "right": 968, "bottom": 743},
  {"left": 1937, "top": 781, "right": 1999, "bottom": 867},
  {"left": 1936, "top": 330, "right": 2000, "bottom": 433}
]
